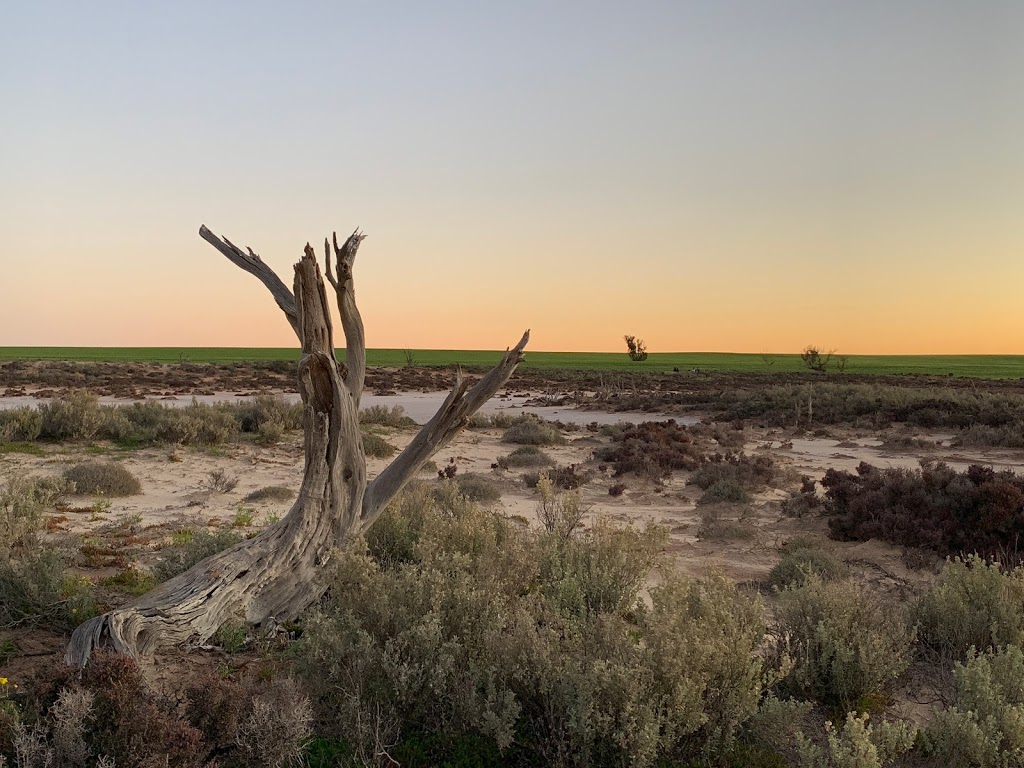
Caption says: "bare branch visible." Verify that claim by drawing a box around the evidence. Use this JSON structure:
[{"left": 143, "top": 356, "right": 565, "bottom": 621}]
[
  {"left": 362, "top": 330, "right": 530, "bottom": 526},
  {"left": 331, "top": 229, "right": 368, "bottom": 405},
  {"left": 199, "top": 225, "right": 300, "bottom": 340}
]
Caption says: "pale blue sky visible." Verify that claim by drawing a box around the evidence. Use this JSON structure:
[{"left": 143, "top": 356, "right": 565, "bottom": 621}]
[{"left": 2, "top": 2, "right": 1022, "bottom": 352}]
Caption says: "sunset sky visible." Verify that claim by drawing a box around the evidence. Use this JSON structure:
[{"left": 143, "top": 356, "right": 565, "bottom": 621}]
[{"left": 2, "top": 1, "right": 1022, "bottom": 354}]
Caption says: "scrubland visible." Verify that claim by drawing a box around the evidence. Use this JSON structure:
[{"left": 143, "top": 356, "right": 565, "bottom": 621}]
[{"left": 3, "top": 363, "right": 1024, "bottom": 766}]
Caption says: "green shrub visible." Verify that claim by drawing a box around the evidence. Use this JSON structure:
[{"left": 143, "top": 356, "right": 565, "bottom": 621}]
[
  {"left": 242, "top": 485, "right": 294, "bottom": 503},
  {"left": 689, "top": 453, "right": 775, "bottom": 491},
  {"left": 921, "top": 645, "right": 1024, "bottom": 767},
  {"left": 0, "top": 407, "right": 42, "bottom": 442},
  {"left": 362, "top": 432, "right": 397, "bottom": 458},
  {"left": 1, "top": 476, "right": 73, "bottom": 555},
  {"left": 154, "top": 529, "right": 244, "bottom": 582},
  {"left": 453, "top": 473, "right": 502, "bottom": 504},
  {"left": 39, "top": 391, "right": 104, "bottom": 440},
  {"left": 301, "top": 487, "right": 769, "bottom": 767},
  {"left": 501, "top": 418, "right": 564, "bottom": 446},
  {"left": 795, "top": 712, "right": 915, "bottom": 768},
  {"left": 913, "top": 555, "right": 1024, "bottom": 660},
  {"left": 696, "top": 507, "right": 756, "bottom": 541},
  {"left": 697, "top": 477, "right": 752, "bottom": 505},
  {"left": 100, "top": 567, "right": 156, "bottom": 597},
  {"left": 776, "top": 577, "right": 914, "bottom": 711},
  {"left": 496, "top": 445, "right": 554, "bottom": 469},
  {"left": 0, "top": 550, "right": 96, "bottom": 629},
  {"left": 769, "top": 542, "right": 847, "bottom": 589},
  {"left": 63, "top": 461, "right": 142, "bottom": 497},
  {"left": 360, "top": 405, "right": 416, "bottom": 428}
]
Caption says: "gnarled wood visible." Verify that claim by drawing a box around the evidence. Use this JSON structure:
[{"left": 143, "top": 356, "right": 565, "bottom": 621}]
[{"left": 65, "top": 225, "right": 528, "bottom": 667}]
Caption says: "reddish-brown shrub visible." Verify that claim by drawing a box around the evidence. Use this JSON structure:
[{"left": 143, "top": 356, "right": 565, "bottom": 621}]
[
  {"left": 595, "top": 420, "right": 703, "bottom": 479},
  {"left": 822, "top": 461, "right": 1024, "bottom": 558}
]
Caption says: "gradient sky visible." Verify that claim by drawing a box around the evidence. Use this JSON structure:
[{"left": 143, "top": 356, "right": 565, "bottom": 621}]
[{"left": 2, "top": 1, "right": 1022, "bottom": 353}]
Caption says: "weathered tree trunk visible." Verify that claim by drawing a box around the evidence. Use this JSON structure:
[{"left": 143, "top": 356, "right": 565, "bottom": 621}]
[{"left": 65, "top": 227, "right": 529, "bottom": 667}]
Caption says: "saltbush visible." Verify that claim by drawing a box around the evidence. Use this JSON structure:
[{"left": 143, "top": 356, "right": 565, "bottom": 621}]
[
  {"left": 595, "top": 420, "right": 703, "bottom": 479},
  {"left": 776, "top": 577, "right": 914, "bottom": 711},
  {"left": 921, "top": 645, "right": 1024, "bottom": 767},
  {"left": 496, "top": 445, "right": 554, "bottom": 469},
  {"left": 301, "top": 485, "right": 772, "bottom": 767},
  {"left": 63, "top": 461, "right": 142, "bottom": 497},
  {"left": 689, "top": 452, "right": 775, "bottom": 491},
  {"left": 501, "top": 418, "right": 565, "bottom": 446},
  {"left": 769, "top": 541, "right": 847, "bottom": 589},
  {"left": 153, "top": 529, "right": 244, "bottom": 582},
  {"left": 913, "top": 555, "right": 1024, "bottom": 660},
  {"left": 360, "top": 404, "right": 416, "bottom": 428},
  {"left": 822, "top": 461, "right": 1024, "bottom": 558}
]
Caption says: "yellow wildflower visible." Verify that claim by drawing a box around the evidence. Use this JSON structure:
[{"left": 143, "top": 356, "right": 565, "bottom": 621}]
[{"left": 0, "top": 678, "right": 8, "bottom": 686}]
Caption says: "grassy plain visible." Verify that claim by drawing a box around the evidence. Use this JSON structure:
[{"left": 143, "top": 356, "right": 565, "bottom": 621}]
[{"left": 1, "top": 347, "right": 1023, "bottom": 378}]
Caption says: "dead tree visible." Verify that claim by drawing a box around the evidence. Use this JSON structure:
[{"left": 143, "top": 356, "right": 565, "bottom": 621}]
[{"left": 65, "top": 226, "right": 529, "bottom": 667}]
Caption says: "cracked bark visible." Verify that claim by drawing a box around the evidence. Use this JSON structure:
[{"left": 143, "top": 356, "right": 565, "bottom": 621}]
[{"left": 64, "top": 226, "right": 529, "bottom": 667}]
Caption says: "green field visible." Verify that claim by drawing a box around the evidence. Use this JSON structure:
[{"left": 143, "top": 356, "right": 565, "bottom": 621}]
[{"left": 1, "top": 347, "right": 1022, "bottom": 379}]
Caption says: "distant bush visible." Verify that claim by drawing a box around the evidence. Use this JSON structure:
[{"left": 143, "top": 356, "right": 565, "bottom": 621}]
[
  {"left": 776, "top": 577, "right": 914, "bottom": 710},
  {"left": 595, "top": 420, "right": 704, "bottom": 479},
  {"left": 697, "top": 477, "right": 752, "bottom": 506},
  {"left": 360, "top": 404, "right": 416, "bottom": 428},
  {"left": 822, "top": 461, "right": 1024, "bottom": 558},
  {"left": 913, "top": 555, "right": 1024, "bottom": 660},
  {"left": 362, "top": 432, "right": 397, "bottom": 459},
  {"left": 301, "top": 485, "right": 773, "bottom": 766},
  {"left": 154, "top": 529, "right": 243, "bottom": 582},
  {"left": 953, "top": 422, "right": 1024, "bottom": 449},
  {"left": 495, "top": 445, "right": 554, "bottom": 469},
  {"left": 689, "top": 453, "right": 775, "bottom": 492},
  {"left": 501, "top": 418, "right": 564, "bottom": 446},
  {"left": 39, "top": 391, "right": 105, "bottom": 440},
  {"left": 768, "top": 541, "right": 847, "bottom": 589},
  {"left": 547, "top": 463, "right": 591, "bottom": 490},
  {"left": 242, "top": 485, "right": 294, "bottom": 503},
  {"left": 63, "top": 461, "right": 142, "bottom": 497},
  {"left": 1, "top": 476, "right": 73, "bottom": 555},
  {"left": 696, "top": 506, "right": 756, "bottom": 541}
]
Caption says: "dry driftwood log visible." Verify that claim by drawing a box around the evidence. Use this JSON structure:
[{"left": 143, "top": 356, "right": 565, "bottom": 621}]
[{"left": 65, "top": 226, "right": 529, "bottom": 667}]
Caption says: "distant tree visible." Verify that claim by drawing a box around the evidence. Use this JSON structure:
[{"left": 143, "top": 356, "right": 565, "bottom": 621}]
[
  {"left": 800, "top": 346, "right": 834, "bottom": 373},
  {"left": 624, "top": 335, "right": 648, "bottom": 362},
  {"left": 836, "top": 355, "right": 849, "bottom": 374}
]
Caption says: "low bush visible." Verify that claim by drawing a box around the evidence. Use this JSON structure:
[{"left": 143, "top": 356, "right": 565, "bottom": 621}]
[
  {"left": 0, "top": 407, "right": 42, "bottom": 442},
  {"left": 913, "top": 555, "right": 1024, "bottom": 660},
  {"left": 153, "top": 529, "right": 244, "bottom": 582},
  {"left": 822, "top": 461, "right": 1024, "bottom": 558},
  {"left": 501, "top": 417, "right": 565, "bottom": 446},
  {"left": 547, "top": 463, "right": 591, "bottom": 490},
  {"left": 362, "top": 432, "right": 397, "bottom": 459},
  {"left": 0, "top": 550, "right": 96, "bottom": 629},
  {"left": 452, "top": 473, "right": 502, "bottom": 504},
  {"left": 242, "top": 485, "right": 294, "bottom": 503},
  {"left": 697, "top": 477, "right": 752, "bottom": 506},
  {"left": 595, "top": 420, "right": 704, "bottom": 479},
  {"left": 768, "top": 541, "right": 847, "bottom": 589},
  {"left": 38, "top": 391, "right": 105, "bottom": 440},
  {"left": 495, "top": 445, "right": 554, "bottom": 469},
  {"left": 776, "top": 577, "right": 914, "bottom": 711},
  {"left": 360, "top": 404, "right": 416, "bottom": 428},
  {"left": 920, "top": 645, "right": 1024, "bottom": 767},
  {"left": 301, "top": 485, "right": 773, "bottom": 767},
  {"left": 953, "top": 422, "right": 1024, "bottom": 449},
  {"left": 63, "top": 461, "right": 142, "bottom": 497},
  {"left": 795, "top": 712, "right": 915, "bottom": 768},
  {"left": 1, "top": 476, "right": 73, "bottom": 555},
  {"left": 689, "top": 452, "right": 775, "bottom": 491}
]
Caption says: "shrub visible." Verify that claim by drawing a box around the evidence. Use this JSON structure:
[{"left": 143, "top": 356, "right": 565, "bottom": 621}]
[
  {"left": 921, "top": 645, "right": 1024, "bottom": 767},
  {"left": 953, "top": 422, "right": 1024, "bottom": 449},
  {"left": 452, "top": 473, "right": 502, "bottom": 504},
  {"left": 1, "top": 476, "right": 73, "bottom": 555},
  {"left": 595, "top": 420, "right": 703, "bottom": 479},
  {"left": 697, "top": 477, "right": 752, "bottom": 506},
  {"left": 496, "top": 445, "right": 554, "bottom": 469},
  {"left": 913, "top": 555, "right": 1024, "bottom": 660},
  {"left": 536, "top": 476, "right": 588, "bottom": 540},
  {"left": 362, "top": 432, "right": 397, "bottom": 458},
  {"left": 769, "top": 542, "right": 847, "bottom": 589},
  {"left": 0, "top": 407, "right": 42, "bottom": 442},
  {"left": 242, "top": 485, "right": 294, "bottom": 503},
  {"left": 39, "top": 391, "right": 104, "bottom": 440},
  {"left": 696, "top": 507, "right": 756, "bottom": 541},
  {"left": 822, "top": 461, "right": 1024, "bottom": 558},
  {"left": 63, "top": 461, "right": 141, "bottom": 497},
  {"left": 153, "top": 529, "right": 243, "bottom": 582},
  {"left": 300, "top": 487, "right": 770, "bottom": 767},
  {"left": 795, "top": 712, "right": 915, "bottom": 768},
  {"left": 776, "top": 577, "right": 914, "bottom": 710},
  {"left": 204, "top": 468, "right": 238, "bottom": 494},
  {"left": 360, "top": 404, "right": 416, "bottom": 428},
  {"left": 0, "top": 550, "right": 96, "bottom": 629},
  {"left": 689, "top": 453, "right": 775, "bottom": 491},
  {"left": 501, "top": 418, "right": 565, "bottom": 446}
]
